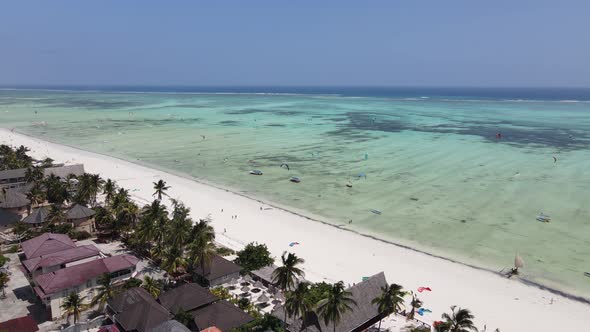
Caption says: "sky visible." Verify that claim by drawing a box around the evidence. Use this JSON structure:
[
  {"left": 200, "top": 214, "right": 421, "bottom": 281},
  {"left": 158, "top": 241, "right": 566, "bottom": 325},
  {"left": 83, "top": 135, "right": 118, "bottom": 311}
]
[{"left": 1, "top": 0, "right": 589, "bottom": 87}]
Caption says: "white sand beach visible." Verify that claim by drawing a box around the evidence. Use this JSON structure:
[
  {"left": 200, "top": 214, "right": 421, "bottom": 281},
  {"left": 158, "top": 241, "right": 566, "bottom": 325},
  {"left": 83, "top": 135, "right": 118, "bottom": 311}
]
[{"left": 2, "top": 128, "right": 589, "bottom": 331}]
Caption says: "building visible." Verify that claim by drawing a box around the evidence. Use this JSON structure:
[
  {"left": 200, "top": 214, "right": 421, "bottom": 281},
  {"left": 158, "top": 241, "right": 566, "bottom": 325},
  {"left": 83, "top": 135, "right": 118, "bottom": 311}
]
[
  {"left": 107, "top": 287, "right": 173, "bottom": 332},
  {"left": 0, "top": 315, "right": 39, "bottom": 332},
  {"left": 66, "top": 204, "right": 96, "bottom": 233},
  {"left": 192, "top": 300, "right": 255, "bottom": 331},
  {"left": 158, "top": 283, "right": 218, "bottom": 314},
  {"left": 22, "top": 206, "right": 50, "bottom": 228},
  {"left": 0, "top": 164, "right": 85, "bottom": 190},
  {"left": 33, "top": 254, "right": 139, "bottom": 319},
  {"left": 22, "top": 244, "right": 102, "bottom": 279},
  {"left": 193, "top": 255, "right": 242, "bottom": 287},
  {"left": 0, "top": 188, "right": 31, "bottom": 216},
  {"left": 273, "top": 272, "right": 389, "bottom": 332},
  {"left": 0, "top": 208, "right": 21, "bottom": 232},
  {"left": 21, "top": 233, "right": 77, "bottom": 260},
  {"left": 251, "top": 264, "right": 279, "bottom": 287}
]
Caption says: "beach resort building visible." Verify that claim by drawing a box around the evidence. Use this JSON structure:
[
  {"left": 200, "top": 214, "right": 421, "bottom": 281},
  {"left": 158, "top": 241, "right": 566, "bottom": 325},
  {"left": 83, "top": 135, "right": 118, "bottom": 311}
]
[
  {"left": 0, "top": 164, "right": 84, "bottom": 190},
  {"left": 193, "top": 255, "right": 242, "bottom": 287},
  {"left": 107, "top": 283, "right": 254, "bottom": 332},
  {"left": 21, "top": 206, "right": 50, "bottom": 228},
  {"left": 22, "top": 243, "right": 102, "bottom": 279},
  {"left": 66, "top": 204, "right": 96, "bottom": 233},
  {"left": 273, "top": 272, "right": 390, "bottom": 332},
  {"left": 0, "top": 208, "right": 21, "bottom": 232},
  {"left": 33, "top": 254, "right": 139, "bottom": 320},
  {"left": 21, "top": 233, "right": 77, "bottom": 260},
  {"left": 0, "top": 188, "right": 31, "bottom": 217}
]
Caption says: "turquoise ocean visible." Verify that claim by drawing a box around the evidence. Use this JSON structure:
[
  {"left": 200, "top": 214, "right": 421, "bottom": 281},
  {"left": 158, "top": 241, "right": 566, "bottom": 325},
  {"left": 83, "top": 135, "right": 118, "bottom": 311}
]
[{"left": 1, "top": 87, "right": 589, "bottom": 298}]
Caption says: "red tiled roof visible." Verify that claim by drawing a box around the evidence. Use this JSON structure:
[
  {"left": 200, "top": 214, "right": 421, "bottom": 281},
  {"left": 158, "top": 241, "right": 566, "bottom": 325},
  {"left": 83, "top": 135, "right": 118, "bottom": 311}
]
[
  {"left": 35, "top": 254, "right": 138, "bottom": 297},
  {"left": 21, "top": 233, "right": 76, "bottom": 259},
  {"left": 22, "top": 244, "right": 101, "bottom": 273},
  {"left": 0, "top": 315, "right": 39, "bottom": 332}
]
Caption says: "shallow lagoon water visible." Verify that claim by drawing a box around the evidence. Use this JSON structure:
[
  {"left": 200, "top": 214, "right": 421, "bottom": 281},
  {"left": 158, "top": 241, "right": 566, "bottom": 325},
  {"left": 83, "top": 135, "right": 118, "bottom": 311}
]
[{"left": 1, "top": 89, "right": 590, "bottom": 297}]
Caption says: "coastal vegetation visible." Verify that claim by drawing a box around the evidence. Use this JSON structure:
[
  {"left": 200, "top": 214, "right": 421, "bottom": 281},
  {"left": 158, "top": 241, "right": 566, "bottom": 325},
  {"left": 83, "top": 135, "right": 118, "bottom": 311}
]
[{"left": 235, "top": 242, "right": 275, "bottom": 272}]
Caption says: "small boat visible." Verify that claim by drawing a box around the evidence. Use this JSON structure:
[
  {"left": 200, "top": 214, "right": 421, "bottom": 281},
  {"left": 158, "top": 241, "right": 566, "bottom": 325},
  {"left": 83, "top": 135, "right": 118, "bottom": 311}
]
[
  {"left": 289, "top": 177, "right": 301, "bottom": 183},
  {"left": 536, "top": 213, "right": 551, "bottom": 223},
  {"left": 249, "top": 170, "right": 263, "bottom": 175},
  {"left": 370, "top": 209, "right": 382, "bottom": 215},
  {"left": 346, "top": 183, "right": 353, "bottom": 188},
  {"left": 584, "top": 272, "right": 590, "bottom": 278}
]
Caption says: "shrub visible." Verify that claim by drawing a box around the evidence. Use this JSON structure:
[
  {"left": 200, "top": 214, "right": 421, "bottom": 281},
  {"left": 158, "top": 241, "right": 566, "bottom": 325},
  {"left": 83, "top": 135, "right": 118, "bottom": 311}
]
[
  {"left": 0, "top": 254, "right": 9, "bottom": 267},
  {"left": 8, "top": 245, "right": 18, "bottom": 253},
  {"left": 70, "top": 230, "right": 92, "bottom": 241},
  {"left": 235, "top": 242, "right": 274, "bottom": 272}
]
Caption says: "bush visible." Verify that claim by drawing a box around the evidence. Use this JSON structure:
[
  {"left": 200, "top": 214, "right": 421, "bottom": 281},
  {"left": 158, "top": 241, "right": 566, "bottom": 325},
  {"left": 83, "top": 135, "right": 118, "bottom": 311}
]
[
  {"left": 305, "top": 282, "right": 332, "bottom": 305},
  {"left": 235, "top": 242, "right": 274, "bottom": 272},
  {"left": 215, "top": 246, "right": 235, "bottom": 256},
  {"left": 230, "top": 313, "right": 285, "bottom": 332},
  {"left": 0, "top": 254, "right": 9, "bottom": 267},
  {"left": 237, "top": 298, "right": 251, "bottom": 310},
  {"left": 70, "top": 230, "right": 92, "bottom": 241},
  {"left": 8, "top": 245, "right": 19, "bottom": 253}
]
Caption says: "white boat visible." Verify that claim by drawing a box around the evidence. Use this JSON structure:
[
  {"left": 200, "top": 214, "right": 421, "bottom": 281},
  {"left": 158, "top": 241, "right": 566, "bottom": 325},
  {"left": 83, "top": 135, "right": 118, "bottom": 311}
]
[{"left": 249, "top": 170, "right": 263, "bottom": 175}]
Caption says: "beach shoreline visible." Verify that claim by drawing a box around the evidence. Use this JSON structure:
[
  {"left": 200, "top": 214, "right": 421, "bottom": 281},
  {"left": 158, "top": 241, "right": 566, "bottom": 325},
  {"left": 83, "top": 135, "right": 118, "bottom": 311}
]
[{"left": 2, "top": 128, "right": 589, "bottom": 331}]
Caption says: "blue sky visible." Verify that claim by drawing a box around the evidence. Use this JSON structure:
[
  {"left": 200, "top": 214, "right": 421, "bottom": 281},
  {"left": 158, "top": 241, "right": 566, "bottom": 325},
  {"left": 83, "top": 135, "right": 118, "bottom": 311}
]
[{"left": 1, "top": 0, "right": 589, "bottom": 87}]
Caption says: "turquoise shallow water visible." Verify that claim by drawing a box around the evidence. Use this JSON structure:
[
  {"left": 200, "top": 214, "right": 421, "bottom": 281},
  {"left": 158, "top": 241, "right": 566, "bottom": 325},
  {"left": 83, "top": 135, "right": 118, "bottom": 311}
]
[{"left": 1, "top": 89, "right": 590, "bottom": 297}]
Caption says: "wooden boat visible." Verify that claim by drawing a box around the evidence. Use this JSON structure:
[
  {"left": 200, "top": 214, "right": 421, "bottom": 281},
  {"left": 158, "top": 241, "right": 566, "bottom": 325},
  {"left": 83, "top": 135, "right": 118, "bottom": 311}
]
[
  {"left": 370, "top": 209, "right": 382, "bottom": 215},
  {"left": 249, "top": 170, "right": 263, "bottom": 175},
  {"left": 289, "top": 177, "right": 301, "bottom": 183}
]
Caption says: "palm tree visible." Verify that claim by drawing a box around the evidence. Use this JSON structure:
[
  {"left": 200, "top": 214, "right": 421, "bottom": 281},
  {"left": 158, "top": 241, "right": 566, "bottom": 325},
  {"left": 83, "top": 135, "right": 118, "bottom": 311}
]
[
  {"left": 61, "top": 293, "right": 87, "bottom": 325},
  {"left": 44, "top": 174, "right": 68, "bottom": 204},
  {"left": 407, "top": 291, "right": 423, "bottom": 320},
  {"left": 272, "top": 252, "right": 305, "bottom": 292},
  {"left": 188, "top": 237, "right": 217, "bottom": 285},
  {"left": 174, "top": 309, "right": 193, "bottom": 327},
  {"left": 0, "top": 272, "right": 9, "bottom": 298},
  {"left": 102, "top": 179, "right": 117, "bottom": 206},
  {"left": 166, "top": 201, "right": 193, "bottom": 253},
  {"left": 284, "top": 282, "right": 312, "bottom": 330},
  {"left": 141, "top": 276, "right": 162, "bottom": 298},
  {"left": 47, "top": 205, "right": 65, "bottom": 225},
  {"left": 162, "top": 248, "right": 187, "bottom": 278},
  {"left": 26, "top": 184, "right": 46, "bottom": 207},
  {"left": 91, "top": 273, "right": 116, "bottom": 311},
  {"left": 372, "top": 283, "right": 407, "bottom": 330},
  {"left": 440, "top": 306, "right": 478, "bottom": 332},
  {"left": 153, "top": 179, "right": 170, "bottom": 200},
  {"left": 25, "top": 166, "right": 44, "bottom": 183},
  {"left": 316, "top": 281, "right": 357, "bottom": 332}
]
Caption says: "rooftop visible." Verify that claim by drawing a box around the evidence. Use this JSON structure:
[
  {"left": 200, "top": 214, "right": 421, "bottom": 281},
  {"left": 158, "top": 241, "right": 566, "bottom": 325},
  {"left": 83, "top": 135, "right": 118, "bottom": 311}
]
[
  {"left": 22, "top": 244, "right": 101, "bottom": 273},
  {"left": 0, "top": 315, "right": 39, "bottom": 332},
  {"left": 158, "top": 283, "right": 218, "bottom": 313},
  {"left": 147, "top": 320, "right": 192, "bottom": 332},
  {"left": 0, "top": 168, "right": 26, "bottom": 181},
  {"left": 274, "top": 272, "right": 388, "bottom": 332},
  {"left": 34, "top": 254, "right": 138, "bottom": 297},
  {"left": 21, "top": 233, "right": 76, "bottom": 259},
  {"left": 0, "top": 209, "right": 21, "bottom": 226},
  {"left": 109, "top": 288, "right": 172, "bottom": 332},
  {"left": 194, "top": 255, "right": 242, "bottom": 282},
  {"left": 22, "top": 206, "right": 50, "bottom": 225},
  {"left": 251, "top": 264, "right": 278, "bottom": 284},
  {"left": 44, "top": 164, "right": 85, "bottom": 179},
  {"left": 0, "top": 189, "right": 30, "bottom": 208},
  {"left": 66, "top": 204, "right": 96, "bottom": 220},
  {"left": 192, "top": 300, "right": 254, "bottom": 332}
]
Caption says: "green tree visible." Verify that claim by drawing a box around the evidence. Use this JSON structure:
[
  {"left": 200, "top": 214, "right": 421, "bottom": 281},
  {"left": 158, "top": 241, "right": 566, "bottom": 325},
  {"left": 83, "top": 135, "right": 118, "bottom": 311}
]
[
  {"left": 102, "top": 179, "right": 117, "bottom": 206},
  {"left": 210, "top": 286, "right": 232, "bottom": 301},
  {"left": 174, "top": 309, "right": 193, "bottom": 327},
  {"left": 47, "top": 205, "right": 66, "bottom": 225},
  {"left": 439, "top": 306, "right": 478, "bottom": 332},
  {"left": 25, "top": 166, "right": 44, "bottom": 183},
  {"left": 230, "top": 313, "right": 285, "bottom": 332},
  {"left": 305, "top": 282, "right": 332, "bottom": 306},
  {"left": 272, "top": 252, "right": 305, "bottom": 292},
  {"left": 44, "top": 174, "right": 69, "bottom": 204},
  {"left": 123, "top": 277, "right": 143, "bottom": 289},
  {"left": 91, "top": 273, "right": 116, "bottom": 311},
  {"left": 235, "top": 242, "right": 274, "bottom": 272},
  {"left": 316, "top": 281, "right": 357, "bottom": 332},
  {"left": 284, "top": 282, "right": 313, "bottom": 331},
  {"left": 371, "top": 283, "right": 406, "bottom": 331},
  {"left": 0, "top": 272, "right": 10, "bottom": 298},
  {"left": 153, "top": 179, "right": 170, "bottom": 200},
  {"left": 61, "top": 293, "right": 88, "bottom": 324},
  {"left": 141, "top": 276, "right": 162, "bottom": 298}
]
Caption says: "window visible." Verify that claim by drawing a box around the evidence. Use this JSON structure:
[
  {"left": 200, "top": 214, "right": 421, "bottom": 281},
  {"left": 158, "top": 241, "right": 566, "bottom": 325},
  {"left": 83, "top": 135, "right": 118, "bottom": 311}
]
[{"left": 87, "top": 280, "right": 92, "bottom": 288}]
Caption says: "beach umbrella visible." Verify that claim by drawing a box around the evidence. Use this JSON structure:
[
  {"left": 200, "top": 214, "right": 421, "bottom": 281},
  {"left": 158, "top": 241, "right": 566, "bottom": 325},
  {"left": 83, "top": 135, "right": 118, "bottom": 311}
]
[
  {"left": 515, "top": 253, "right": 525, "bottom": 269},
  {"left": 275, "top": 292, "right": 285, "bottom": 301},
  {"left": 241, "top": 285, "right": 250, "bottom": 292},
  {"left": 258, "top": 293, "right": 270, "bottom": 303},
  {"left": 254, "top": 280, "right": 264, "bottom": 288},
  {"left": 243, "top": 274, "right": 253, "bottom": 282},
  {"left": 229, "top": 278, "right": 239, "bottom": 285}
]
